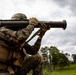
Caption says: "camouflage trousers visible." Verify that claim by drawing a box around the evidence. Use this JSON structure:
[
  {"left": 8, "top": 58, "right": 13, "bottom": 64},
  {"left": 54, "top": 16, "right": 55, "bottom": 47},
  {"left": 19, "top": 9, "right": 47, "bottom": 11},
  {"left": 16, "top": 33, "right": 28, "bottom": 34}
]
[{"left": 15, "top": 53, "right": 44, "bottom": 75}]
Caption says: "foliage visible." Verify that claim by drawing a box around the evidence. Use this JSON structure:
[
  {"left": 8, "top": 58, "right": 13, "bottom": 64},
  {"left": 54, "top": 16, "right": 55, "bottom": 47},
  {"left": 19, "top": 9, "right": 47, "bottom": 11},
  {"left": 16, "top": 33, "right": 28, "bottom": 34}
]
[
  {"left": 40, "top": 46, "right": 51, "bottom": 62},
  {"left": 40, "top": 46, "right": 70, "bottom": 70},
  {"left": 72, "top": 54, "right": 76, "bottom": 63},
  {"left": 49, "top": 46, "right": 70, "bottom": 69},
  {"left": 58, "top": 53, "right": 70, "bottom": 69},
  {"left": 49, "top": 46, "right": 60, "bottom": 69}
]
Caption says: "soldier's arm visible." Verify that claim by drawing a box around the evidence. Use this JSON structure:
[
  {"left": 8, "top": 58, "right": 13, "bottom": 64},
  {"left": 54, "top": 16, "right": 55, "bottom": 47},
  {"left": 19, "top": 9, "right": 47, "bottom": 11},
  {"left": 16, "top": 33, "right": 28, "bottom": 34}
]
[
  {"left": 29, "top": 23, "right": 50, "bottom": 54},
  {"left": 24, "top": 37, "right": 42, "bottom": 55},
  {"left": 16, "top": 17, "right": 38, "bottom": 42},
  {"left": 0, "top": 25, "right": 34, "bottom": 42},
  {"left": 30, "top": 32, "right": 46, "bottom": 54},
  {"left": 24, "top": 23, "right": 50, "bottom": 55},
  {"left": 0, "top": 18, "right": 38, "bottom": 42}
]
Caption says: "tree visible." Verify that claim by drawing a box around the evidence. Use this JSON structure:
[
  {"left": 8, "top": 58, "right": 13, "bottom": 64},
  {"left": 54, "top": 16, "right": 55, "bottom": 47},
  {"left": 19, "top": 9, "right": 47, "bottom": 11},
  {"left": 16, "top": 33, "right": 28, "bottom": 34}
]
[
  {"left": 49, "top": 46, "right": 60, "bottom": 69},
  {"left": 40, "top": 46, "right": 52, "bottom": 72},
  {"left": 41, "top": 46, "right": 70, "bottom": 70},
  {"left": 72, "top": 54, "right": 76, "bottom": 63},
  {"left": 58, "top": 53, "right": 70, "bottom": 69},
  {"left": 40, "top": 46, "right": 50, "bottom": 62},
  {"left": 49, "top": 46, "right": 70, "bottom": 69}
]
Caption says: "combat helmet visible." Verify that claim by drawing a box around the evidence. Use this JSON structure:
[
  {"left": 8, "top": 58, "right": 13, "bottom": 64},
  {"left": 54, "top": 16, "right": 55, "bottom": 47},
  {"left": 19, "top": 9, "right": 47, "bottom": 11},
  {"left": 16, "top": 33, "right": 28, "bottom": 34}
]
[{"left": 11, "top": 13, "right": 27, "bottom": 20}]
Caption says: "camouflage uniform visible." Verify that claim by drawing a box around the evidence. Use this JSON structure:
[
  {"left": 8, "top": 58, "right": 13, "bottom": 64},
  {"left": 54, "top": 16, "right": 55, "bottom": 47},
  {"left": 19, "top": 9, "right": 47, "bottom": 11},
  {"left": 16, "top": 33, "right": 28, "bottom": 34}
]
[
  {"left": 16, "top": 37, "right": 44, "bottom": 75},
  {"left": 0, "top": 13, "right": 44, "bottom": 75}
]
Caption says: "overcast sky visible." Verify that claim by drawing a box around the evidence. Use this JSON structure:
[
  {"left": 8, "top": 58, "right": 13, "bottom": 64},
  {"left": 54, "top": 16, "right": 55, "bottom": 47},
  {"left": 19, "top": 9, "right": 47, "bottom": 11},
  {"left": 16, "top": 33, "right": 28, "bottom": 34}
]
[{"left": 0, "top": 0, "right": 76, "bottom": 55}]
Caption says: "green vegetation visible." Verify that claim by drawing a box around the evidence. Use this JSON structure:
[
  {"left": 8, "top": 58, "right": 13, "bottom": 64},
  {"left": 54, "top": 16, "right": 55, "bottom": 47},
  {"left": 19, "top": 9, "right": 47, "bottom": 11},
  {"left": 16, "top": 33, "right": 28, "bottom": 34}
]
[
  {"left": 28, "top": 46, "right": 76, "bottom": 75},
  {"left": 43, "top": 64, "right": 76, "bottom": 75},
  {"left": 28, "top": 64, "right": 76, "bottom": 75},
  {"left": 41, "top": 46, "right": 70, "bottom": 69}
]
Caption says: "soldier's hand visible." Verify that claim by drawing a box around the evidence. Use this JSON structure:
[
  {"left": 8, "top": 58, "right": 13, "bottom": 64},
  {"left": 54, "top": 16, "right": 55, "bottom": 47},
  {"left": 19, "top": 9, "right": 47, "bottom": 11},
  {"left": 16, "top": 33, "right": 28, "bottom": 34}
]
[
  {"left": 38, "top": 23, "right": 51, "bottom": 39},
  {"left": 29, "top": 17, "right": 38, "bottom": 26},
  {"left": 40, "top": 23, "right": 50, "bottom": 32}
]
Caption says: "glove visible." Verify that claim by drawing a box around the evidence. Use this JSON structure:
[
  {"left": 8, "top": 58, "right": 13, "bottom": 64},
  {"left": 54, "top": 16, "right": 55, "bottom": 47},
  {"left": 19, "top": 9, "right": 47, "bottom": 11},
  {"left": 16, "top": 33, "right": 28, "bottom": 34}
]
[
  {"left": 40, "top": 23, "right": 50, "bottom": 32},
  {"left": 29, "top": 17, "right": 38, "bottom": 26},
  {"left": 38, "top": 23, "right": 51, "bottom": 39}
]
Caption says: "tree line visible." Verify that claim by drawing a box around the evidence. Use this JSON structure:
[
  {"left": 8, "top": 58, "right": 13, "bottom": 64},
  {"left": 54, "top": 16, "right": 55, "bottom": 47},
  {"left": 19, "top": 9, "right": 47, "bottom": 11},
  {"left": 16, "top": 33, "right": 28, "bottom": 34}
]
[{"left": 40, "top": 46, "right": 76, "bottom": 71}]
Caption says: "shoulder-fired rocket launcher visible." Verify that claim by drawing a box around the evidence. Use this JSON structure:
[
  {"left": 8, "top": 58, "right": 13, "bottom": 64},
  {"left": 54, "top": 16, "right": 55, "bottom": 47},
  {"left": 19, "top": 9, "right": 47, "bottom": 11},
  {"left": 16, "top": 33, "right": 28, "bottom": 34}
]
[{"left": 0, "top": 20, "right": 67, "bottom": 30}]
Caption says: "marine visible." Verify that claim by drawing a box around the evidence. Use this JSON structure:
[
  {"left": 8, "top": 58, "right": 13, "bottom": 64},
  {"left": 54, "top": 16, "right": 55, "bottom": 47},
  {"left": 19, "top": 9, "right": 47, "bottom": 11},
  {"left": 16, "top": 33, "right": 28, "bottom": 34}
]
[{"left": 0, "top": 13, "right": 50, "bottom": 75}]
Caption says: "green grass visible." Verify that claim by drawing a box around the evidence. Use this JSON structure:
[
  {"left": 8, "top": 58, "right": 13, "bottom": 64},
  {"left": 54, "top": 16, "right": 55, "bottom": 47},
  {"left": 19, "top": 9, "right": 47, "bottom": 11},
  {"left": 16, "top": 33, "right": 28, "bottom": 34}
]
[
  {"left": 28, "top": 64, "right": 76, "bottom": 75},
  {"left": 44, "top": 64, "right": 76, "bottom": 75}
]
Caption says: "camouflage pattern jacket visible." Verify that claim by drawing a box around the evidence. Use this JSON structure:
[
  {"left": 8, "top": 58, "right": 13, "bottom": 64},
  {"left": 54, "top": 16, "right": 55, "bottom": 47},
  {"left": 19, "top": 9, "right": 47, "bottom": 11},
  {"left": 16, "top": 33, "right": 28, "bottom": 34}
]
[
  {"left": 0, "top": 25, "right": 34, "bottom": 66},
  {"left": 0, "top": 24, "right": 42, "bottom": 67}
]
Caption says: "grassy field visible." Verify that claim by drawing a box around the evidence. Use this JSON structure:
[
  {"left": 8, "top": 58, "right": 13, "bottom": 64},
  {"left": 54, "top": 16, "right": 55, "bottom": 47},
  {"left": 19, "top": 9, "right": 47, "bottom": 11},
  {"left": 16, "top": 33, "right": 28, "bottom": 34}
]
[
  {"left": 43, "top": 64, "right": 76, "bottom": 75},
  {"left": 28, "top": 64, "right": 76, "bottom": 75}
]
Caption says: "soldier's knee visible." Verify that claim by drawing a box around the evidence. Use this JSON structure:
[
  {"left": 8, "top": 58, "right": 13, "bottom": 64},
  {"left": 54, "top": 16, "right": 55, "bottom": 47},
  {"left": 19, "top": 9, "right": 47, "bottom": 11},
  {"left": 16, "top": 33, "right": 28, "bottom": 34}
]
[{"left": 33, "top": 53, "right": 44, "bottom": 64}]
